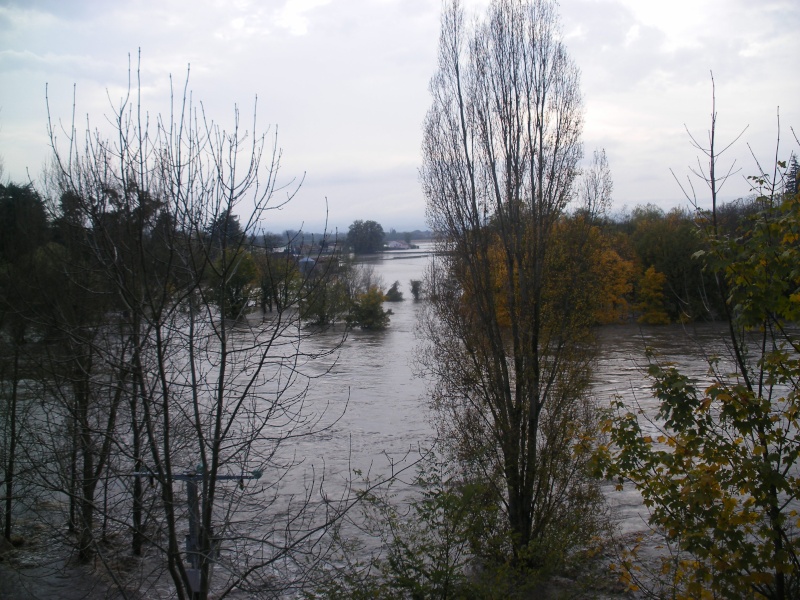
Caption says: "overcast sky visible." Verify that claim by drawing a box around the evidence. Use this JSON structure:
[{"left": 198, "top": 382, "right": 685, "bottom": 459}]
[{"left": 1, "top": 0, "right": 798, "bottom": 233}]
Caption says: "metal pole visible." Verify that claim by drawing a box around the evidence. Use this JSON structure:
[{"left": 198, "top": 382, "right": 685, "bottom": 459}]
[
  {"left": 185, "top": 473, "right": 201, "bottom": 594},
  {"left": 186, "top": 475, "right": 199, "bottom": 569},
  {"left": 131, "top": 469, "right": 262, "bottom": 599}
]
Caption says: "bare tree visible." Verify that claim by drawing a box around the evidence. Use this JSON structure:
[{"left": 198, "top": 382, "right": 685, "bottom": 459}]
[
  {"left": 419, "top": 0, "right": 607, "bottom": 566},
  {"left": 42, "top": 59, "right": 356, "bottom": 599},
  {"left": 0, "top": 182, "right": 50, "bottom": 542}
]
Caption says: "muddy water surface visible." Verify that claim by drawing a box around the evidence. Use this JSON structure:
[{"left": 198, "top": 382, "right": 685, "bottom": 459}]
[{"left": 297, "top": 249, "right": 734, "bottom": 538}]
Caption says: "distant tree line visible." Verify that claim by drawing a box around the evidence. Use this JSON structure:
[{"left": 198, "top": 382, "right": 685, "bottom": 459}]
[{"left": 582, "top": 198, "right": 763, "bottom": 326}]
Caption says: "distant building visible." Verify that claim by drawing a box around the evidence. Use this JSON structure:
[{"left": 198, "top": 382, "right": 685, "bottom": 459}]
[{"left": 386, "top": 240, "right": 411, "bottom": 250}]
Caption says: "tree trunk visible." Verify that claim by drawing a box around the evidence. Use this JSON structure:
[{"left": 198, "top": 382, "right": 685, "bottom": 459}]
[
  {"left": 3, "top": 342, "right": 20, "bottom": 541},
  {"left": 76, "top": 373, "right": 95, "bottom": 562}
]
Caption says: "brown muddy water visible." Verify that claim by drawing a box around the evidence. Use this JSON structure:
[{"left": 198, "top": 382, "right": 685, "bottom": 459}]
[
  {"left": 294, "top": 249, "right": 734, "bottom": 537},
  {"left": 1, "top": 246, "right": 734, "bottom": 598}
]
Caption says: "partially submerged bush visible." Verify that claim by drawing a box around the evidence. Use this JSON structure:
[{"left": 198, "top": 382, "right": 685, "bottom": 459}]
[
  {"left": 347, "top": 286, "right": 392, "bottom": 330},
  {"left": 385, "top": 280, "right": 404, "bottom": 302}
]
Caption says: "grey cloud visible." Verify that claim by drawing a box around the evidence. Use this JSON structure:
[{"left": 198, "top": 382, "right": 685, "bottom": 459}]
[{"left": 0, "top": 0, "right": 796, "bottom": 221}]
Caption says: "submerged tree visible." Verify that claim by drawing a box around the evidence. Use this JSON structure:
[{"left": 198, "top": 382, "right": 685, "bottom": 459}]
[
  {"left": 385, "top": 280, "right": 404, "bottom": 302},
  {"left": 419, "top": 0, "right": 607, "bottom": 571},
  {"left": 410, "top": 279, "right": 423, "bottom": 301},
  {"left": 0, "top": 182, "right": 50, "bottom": 542},
  {"left": 41, "top": 62, "right": 355, "bottom": 598},
  {"left": 347, "top": 286, "right": 391, "bottom": 330},
  {"left": 255, "top": 250, "right": 300, "bottom": 314},
  {"left": 210, "top": 247, "right": 259, "bottom": 321}
]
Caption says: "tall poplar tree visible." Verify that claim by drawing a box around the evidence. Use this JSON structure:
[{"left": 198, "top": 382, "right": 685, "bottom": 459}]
[{"left": 419, "top": 0, "right": 606, "bottom": 565}]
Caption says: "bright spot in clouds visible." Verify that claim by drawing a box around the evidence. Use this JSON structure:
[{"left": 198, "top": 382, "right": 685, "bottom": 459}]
[
  {"left": 276, "top": 0, "right": 332, "bottom": 35},
  {"left": 623, "top": 24, "right": 639, "bottom": 47}
]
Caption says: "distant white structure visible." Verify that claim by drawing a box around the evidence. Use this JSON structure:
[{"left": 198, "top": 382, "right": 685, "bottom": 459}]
[{"left": 386, "top": 240, "right": 411, "bottom": 250}]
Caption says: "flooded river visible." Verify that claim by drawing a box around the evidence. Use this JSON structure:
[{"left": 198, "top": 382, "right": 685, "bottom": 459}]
[
  {"left": 0, "top": 247, "right": 738, "bottom": 598},
  {"left": 291, "top": 248, "right": 734, "bottom": 538}
]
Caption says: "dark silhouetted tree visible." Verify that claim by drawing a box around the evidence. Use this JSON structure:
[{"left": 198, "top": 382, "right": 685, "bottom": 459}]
[{"left": 346, "top": 219, "right": 384, "bottom": 254}]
